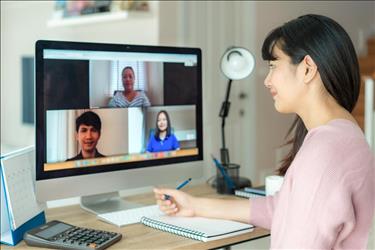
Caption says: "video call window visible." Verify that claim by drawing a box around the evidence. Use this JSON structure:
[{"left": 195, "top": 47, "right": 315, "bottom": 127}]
[
  {"left": 89, "top": 60, "right": 164, "bottom": 108},
  {"left": 42, "top": 49, "right": 200, "bottom": 172}
]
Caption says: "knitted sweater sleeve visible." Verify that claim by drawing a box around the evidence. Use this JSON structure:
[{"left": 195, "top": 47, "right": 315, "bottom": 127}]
[{"left": 249, "top": 193, "right": 279, "bottom": 230}]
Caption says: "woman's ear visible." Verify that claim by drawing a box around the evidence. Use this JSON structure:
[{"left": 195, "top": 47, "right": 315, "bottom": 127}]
[{"left": 302, "top": 55, "right": 318, "bottom": 84}]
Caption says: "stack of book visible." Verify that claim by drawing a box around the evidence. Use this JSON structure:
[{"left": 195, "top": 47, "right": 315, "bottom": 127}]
[{"left": 235, "top": 185, "right": 266, "bottom": 199}]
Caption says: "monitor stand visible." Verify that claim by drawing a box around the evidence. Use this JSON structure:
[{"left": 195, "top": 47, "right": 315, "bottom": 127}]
[{"left": 80, "top": 191, "right": 142, "bottom": 215}]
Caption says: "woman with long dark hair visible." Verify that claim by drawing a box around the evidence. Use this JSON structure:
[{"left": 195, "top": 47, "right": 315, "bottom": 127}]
[
  {"left": 153, "top": 14, "right": 374, "bottom": 248},
  {"left": 146, "top": 110, "right": 180, "bottom": 152}
]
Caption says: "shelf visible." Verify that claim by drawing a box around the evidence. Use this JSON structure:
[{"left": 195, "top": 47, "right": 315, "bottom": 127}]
[
  {"left": 175, "top": 130, "right": 196, "bottom": 141},
  {"left": 47, "top": 11, "right": 129, "bottom": 28}
]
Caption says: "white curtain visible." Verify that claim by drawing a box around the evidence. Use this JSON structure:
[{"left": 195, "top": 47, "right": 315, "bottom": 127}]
[
  {"left": 46, "top": 110, "right": 77, "bottom": 163},
  {"left": 128, "top": 108, "right": 145, "bottom": 154}
]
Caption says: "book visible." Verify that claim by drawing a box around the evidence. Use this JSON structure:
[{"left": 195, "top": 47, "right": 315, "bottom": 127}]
[
  {"left": 244, "top": 186, "right": 266, "bottom": 196},
  {"left": 235, "top": 186, "right": 266, "bottom": 199},
  {"left": 235, "top": 189, "right": 265, "bottom": 199},
  {"left": 140, "top": 215, "right": 254, "bottom": 242}
]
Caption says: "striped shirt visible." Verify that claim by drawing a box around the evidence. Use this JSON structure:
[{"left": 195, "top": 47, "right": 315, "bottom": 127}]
[{"left": 108, "top": 91, "right": 151, "bottom": 107}]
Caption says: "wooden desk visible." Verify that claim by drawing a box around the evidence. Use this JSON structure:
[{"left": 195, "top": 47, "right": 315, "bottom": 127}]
[{"left": 2, "top": 184, "right": 270, "bottom": 250}]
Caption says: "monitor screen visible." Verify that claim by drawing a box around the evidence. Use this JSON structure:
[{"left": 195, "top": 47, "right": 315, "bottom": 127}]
[{"left": 35, "top": 40, "right": 203, "bottom": 206}]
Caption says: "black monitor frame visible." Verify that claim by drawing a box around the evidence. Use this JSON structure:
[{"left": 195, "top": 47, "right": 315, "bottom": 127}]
[{"left": 35, "top": 40, "right": 203, "bottom": 181}]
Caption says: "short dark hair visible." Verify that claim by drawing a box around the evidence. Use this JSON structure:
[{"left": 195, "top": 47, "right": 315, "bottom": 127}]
[
  {"left": 155, "top": 110, "right": 172, "bottom": 140},
  {"left": 262, "top": 14, "right": 360, "bottom": 175},
  {"left": 121, "top": 66, "right": 135, "bottom": 76},
  {"left": 76, "top": 111, "right": 102, "bottom": 133}
]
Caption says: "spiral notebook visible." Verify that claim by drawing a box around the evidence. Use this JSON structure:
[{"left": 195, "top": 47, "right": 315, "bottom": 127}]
[{"left": 141, "top": 215, "right": 254, "bottom": 242}]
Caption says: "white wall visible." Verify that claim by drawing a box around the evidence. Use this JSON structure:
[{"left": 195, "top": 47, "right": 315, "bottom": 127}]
[
  {"left": 90, "top": 60, "right": 111, "bottom": 108},
  {"left": 94, "top": 109, "right": 129, "bottom": 156},
  {"left": 0, "top": 1, "right": 159, "bottom": 147},
  {"left": 146, "top": 62, "right": 164, "bottom": 105}
]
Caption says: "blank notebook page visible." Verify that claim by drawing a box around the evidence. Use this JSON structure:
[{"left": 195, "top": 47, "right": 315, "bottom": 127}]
[{"left": 97, "top": 205, "right": 162, "bottom": 227}]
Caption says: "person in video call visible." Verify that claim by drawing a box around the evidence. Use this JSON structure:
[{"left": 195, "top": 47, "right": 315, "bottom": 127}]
[
  {"left": 67, "top": 111, "right": 105, "bottom": 161},
  {"left": 146, "top": 110, "right": 180, "bottom": 152},
  {"left": 108, "top": 66, "right": 151, "bottom": 107},
  {"left": 153, "top": 14, "right": 375, "bottom": 249}
]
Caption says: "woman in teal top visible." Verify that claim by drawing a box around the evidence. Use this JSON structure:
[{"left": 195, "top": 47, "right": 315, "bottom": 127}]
[{"left": 146, "top": 110, "right": 180, "bottom": 152}]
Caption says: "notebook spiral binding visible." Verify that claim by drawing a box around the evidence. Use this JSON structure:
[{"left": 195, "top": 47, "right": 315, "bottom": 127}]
[{"left": 141, "top": 216, "right": 205, "bottom": 241}]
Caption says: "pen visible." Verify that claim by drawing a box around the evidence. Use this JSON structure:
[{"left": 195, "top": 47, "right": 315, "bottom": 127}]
[
  {"left": 164, "top": 178, "right": 192, "bottom": 200},
  {"left": 211, "top": 154, "right": 236, "bottom": 189}
]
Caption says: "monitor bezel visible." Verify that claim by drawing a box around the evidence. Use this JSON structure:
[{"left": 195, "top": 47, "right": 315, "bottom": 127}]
[{"left": 35, "top": 40, "right": 203, "bottom": 181}]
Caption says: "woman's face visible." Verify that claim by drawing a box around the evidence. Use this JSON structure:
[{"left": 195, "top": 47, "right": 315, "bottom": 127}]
[
  {"left": 122, "top": 68, "right": 135, "bottom": 91},
  {"left": 157, "top": 112, "right": 168, "bottom": 132},
  {"left": 264, "top": 45, "right": 306, "bottom": 113}
]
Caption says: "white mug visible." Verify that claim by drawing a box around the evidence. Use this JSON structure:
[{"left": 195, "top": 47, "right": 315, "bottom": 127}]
[{"left": 265, "top": 175, "right": 284, "bottom": 196}]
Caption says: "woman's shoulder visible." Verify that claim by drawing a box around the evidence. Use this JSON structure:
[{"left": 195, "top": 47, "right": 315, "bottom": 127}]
[
  {"left": 170, "top": 133, "right": 178, "bottom": 140},
  {"left": 296, "top": 119, "right": 373, "bottom": 175},
  {"left": 109, "top": 91, "right": 127, "bottom": 107},
  {"left": 113, "top": 91, "right": 124, "bottom": 99},
  {"left": 305, "top": 119, "right": 364, "bottom": 146},
  {"left": 137, "top": 91, "right": 148, "bottom": 98}
]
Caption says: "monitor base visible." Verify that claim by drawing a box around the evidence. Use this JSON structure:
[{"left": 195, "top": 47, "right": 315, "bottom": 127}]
[{"left": 80, "top": 192, "right": 142, "bottom": 215}]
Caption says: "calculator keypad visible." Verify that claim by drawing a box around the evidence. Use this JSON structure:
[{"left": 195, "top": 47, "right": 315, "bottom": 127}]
[
  {"left": 24, "top": 220, "right": 122, "bottom": 250},
  {"left": 50, "top": 227, "right": 120, "bottom": 249}
]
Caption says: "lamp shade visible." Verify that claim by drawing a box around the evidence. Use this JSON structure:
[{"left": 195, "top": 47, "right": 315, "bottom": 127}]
[{"left": 220, "top": 47, "right": 255, "bottom": 80}]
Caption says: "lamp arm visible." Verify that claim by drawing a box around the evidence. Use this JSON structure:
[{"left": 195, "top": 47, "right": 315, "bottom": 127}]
[
  {"left": 223, "top": 79, "right": 233, "bottom": 107},
  {"left": 219, "top": 79, "right": 233, "bottom": 164},
  {"left": 219, "top": 79, "right": 233, "bottom": 119}
]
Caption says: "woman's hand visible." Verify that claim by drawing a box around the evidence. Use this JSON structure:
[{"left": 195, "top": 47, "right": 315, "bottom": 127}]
[{"left": 154, "top": 188, "right": 196, "bottom": 217}]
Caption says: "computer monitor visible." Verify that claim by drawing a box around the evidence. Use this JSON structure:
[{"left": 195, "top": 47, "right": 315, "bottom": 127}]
[{"left": 35, "top": 40, "right": 203, "bottom": 214}]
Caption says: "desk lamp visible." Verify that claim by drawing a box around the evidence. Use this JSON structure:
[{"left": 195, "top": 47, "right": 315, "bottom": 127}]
[{"left": 217, "top": 46, "right": 255, "bottom": 193}]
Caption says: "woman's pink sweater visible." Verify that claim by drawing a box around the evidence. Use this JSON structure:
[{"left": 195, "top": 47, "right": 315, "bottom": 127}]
[{"left": 250, "top": 119, "right": 375, "bottom": 249}]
